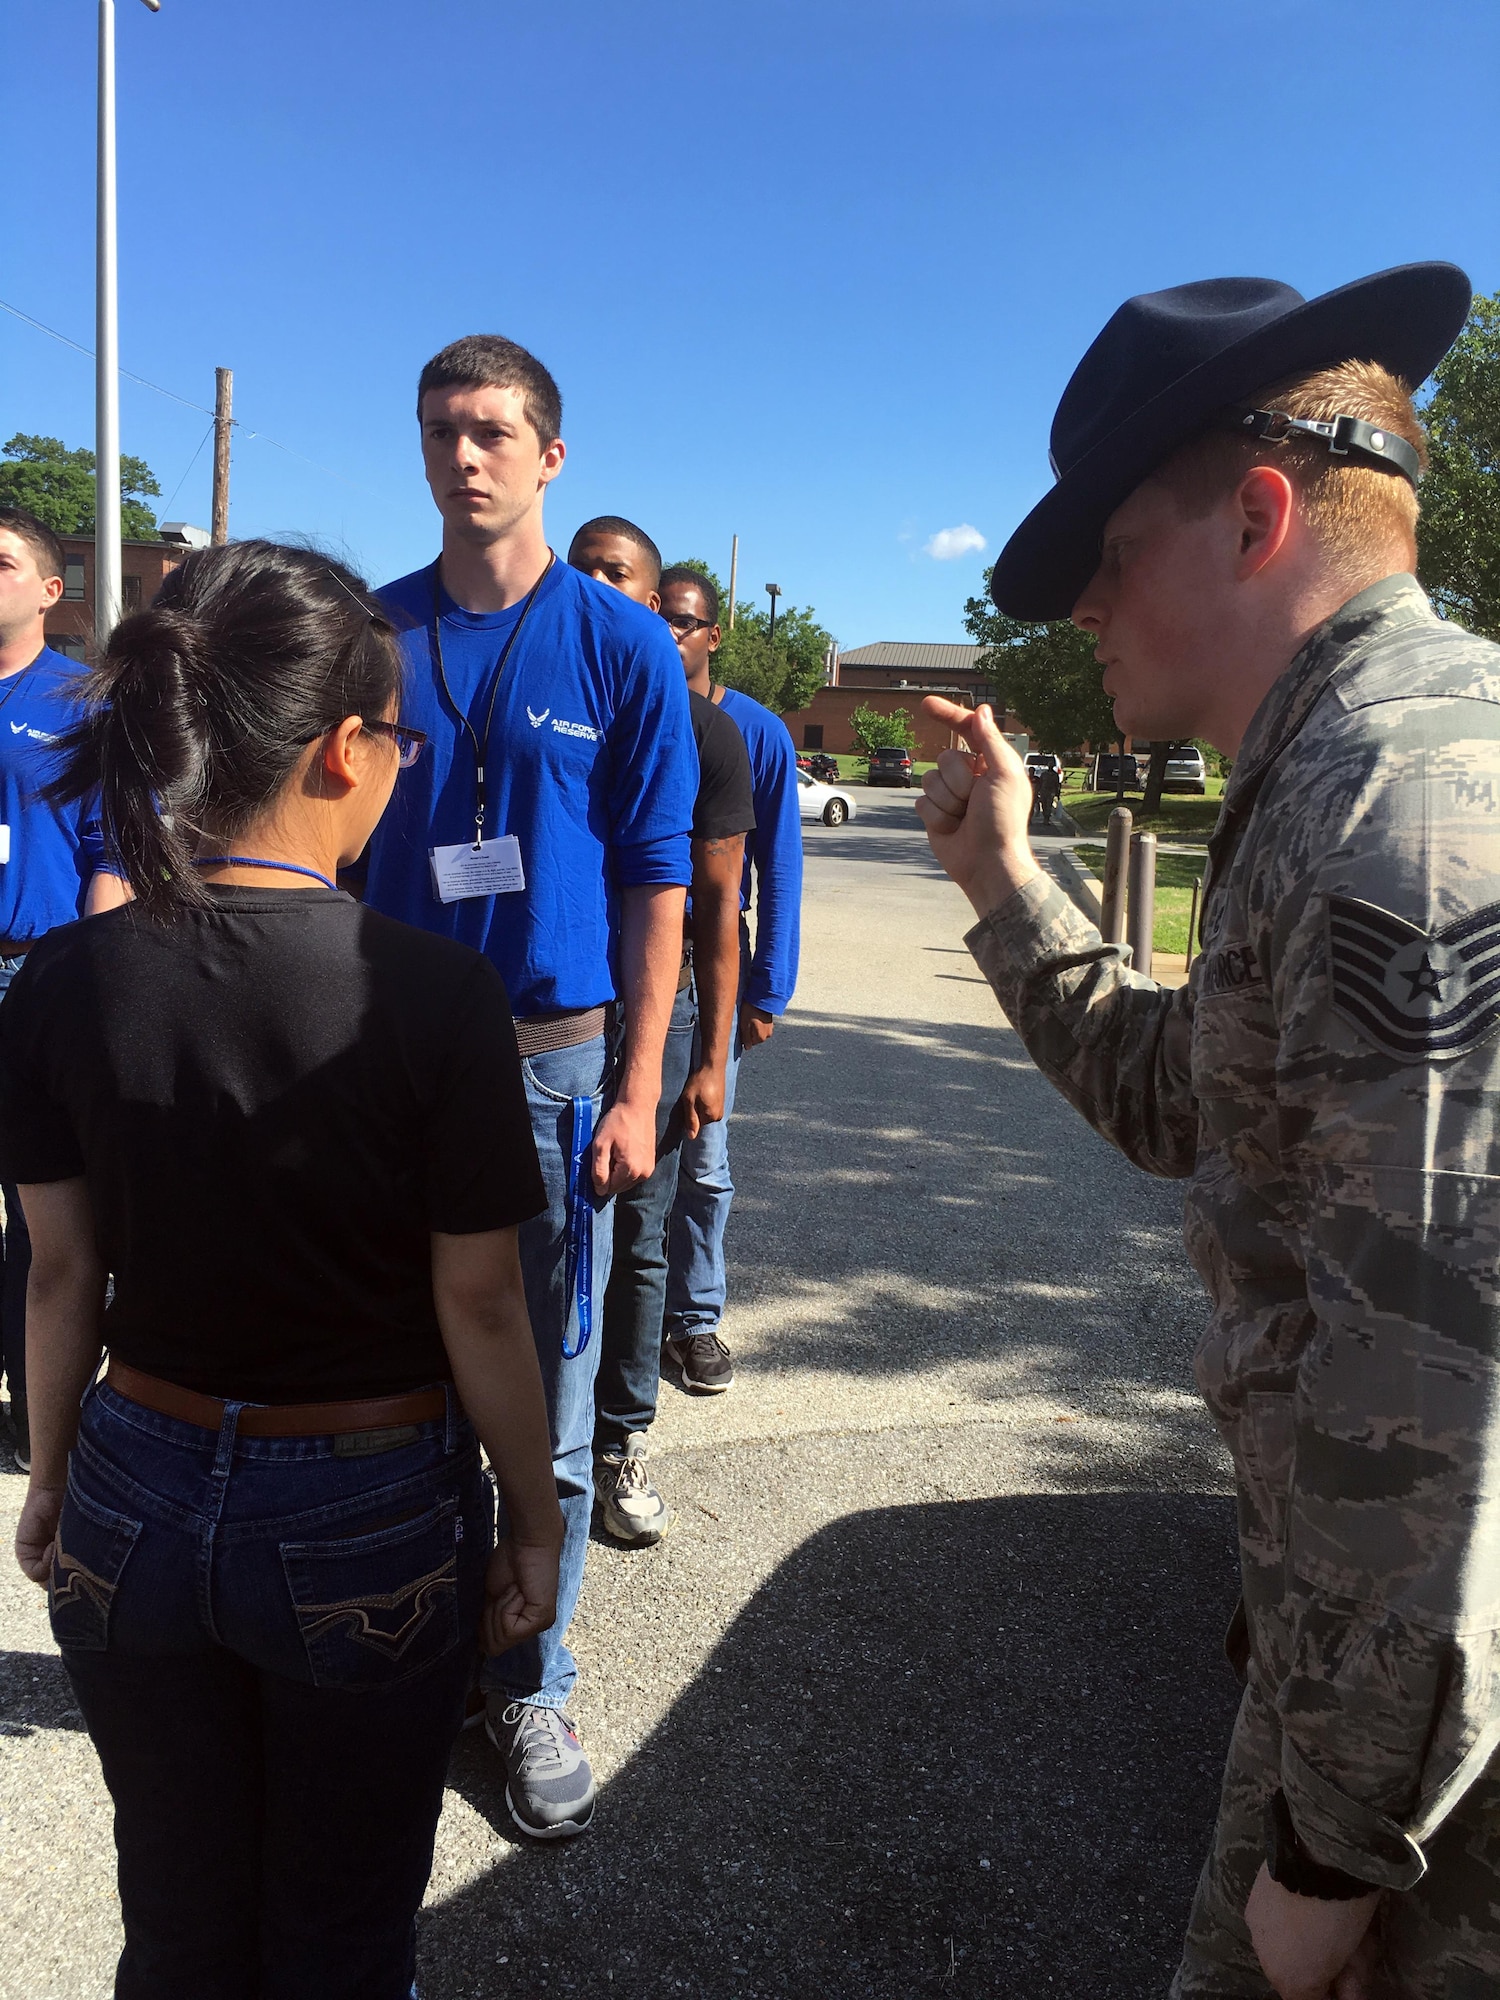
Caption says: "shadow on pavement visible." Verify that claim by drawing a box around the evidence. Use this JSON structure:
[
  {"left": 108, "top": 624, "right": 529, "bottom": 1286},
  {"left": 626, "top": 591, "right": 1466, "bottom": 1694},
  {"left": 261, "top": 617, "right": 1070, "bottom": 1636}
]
[
  {"left": 422, "top": 1490, "right": 1240, "bottom": 1998},
  {"left": 0, "top": 1648, "right": 86, "bottom": 1735},
  {"left": 722, "top": 1006, "right": 1209, "bottom": 1439}
]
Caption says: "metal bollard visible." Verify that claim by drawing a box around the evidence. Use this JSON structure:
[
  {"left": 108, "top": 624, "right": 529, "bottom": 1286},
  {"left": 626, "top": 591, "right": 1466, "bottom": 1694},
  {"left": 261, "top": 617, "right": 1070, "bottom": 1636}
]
[
  {"left": 1127, "top": 830, "right": 1157, "bottom": 977},
  {"left": 1185, "top": 875, "right": 1202, "bottom": 974},
  {"left": 1100, "top": 806, "right": 1132, "bottom": 943}
]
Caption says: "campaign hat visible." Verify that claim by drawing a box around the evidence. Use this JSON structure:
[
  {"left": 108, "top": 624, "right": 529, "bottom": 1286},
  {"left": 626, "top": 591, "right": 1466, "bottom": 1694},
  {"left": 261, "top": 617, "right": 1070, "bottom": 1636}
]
[{"left": 990, "top": 263, "right": 1471, "bottom": 621}]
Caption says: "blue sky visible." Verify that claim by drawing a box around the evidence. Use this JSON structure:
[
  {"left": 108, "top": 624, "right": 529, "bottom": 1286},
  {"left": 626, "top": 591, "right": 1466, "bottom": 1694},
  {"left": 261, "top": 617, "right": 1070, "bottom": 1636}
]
[{"left": 4, "top": 0, "right": 1497, "bottom": 647}]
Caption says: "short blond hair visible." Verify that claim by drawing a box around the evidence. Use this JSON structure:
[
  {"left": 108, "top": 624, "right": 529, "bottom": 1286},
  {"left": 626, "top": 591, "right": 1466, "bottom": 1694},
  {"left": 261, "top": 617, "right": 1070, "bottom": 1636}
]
[{"left": 1155, "top": 359, "right": 1426, "bottom": 580}]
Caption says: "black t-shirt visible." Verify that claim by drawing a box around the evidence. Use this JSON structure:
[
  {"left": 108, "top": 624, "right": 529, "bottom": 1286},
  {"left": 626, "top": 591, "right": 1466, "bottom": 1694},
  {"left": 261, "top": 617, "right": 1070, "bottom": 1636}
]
[
  {"left": 0, "top": 889, "right": 546, "bottom": 1402},
  {"left": 689, "top": 689, "right": 756, "bottom": 841}
]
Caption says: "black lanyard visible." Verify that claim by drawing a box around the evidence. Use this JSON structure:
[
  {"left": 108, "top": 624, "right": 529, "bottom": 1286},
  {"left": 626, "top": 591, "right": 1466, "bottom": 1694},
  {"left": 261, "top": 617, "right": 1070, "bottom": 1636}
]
[{"left": 429, "top": 553, "right": 553, "bottom": 845}]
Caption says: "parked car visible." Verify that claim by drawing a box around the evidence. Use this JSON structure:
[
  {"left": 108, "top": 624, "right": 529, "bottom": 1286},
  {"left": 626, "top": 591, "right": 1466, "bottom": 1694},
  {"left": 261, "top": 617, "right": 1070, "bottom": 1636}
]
[
  {"left": 805, "top": 752, "right": 841, "bottom": 782},
  {"left": 796, "top": 769, "right": 858, "bottom": 827},
  {"left": 1090, "top": 751, "right": 1141, "bottom": 792},
  {"left": 1163, "top": 746, "right": 1208, "bottom": 794},
  {"left": 1024, "top": 752, "right": 1063, "bottom": 779},
  {"left": 865, "top": 746, "right": 914, "bottom": 787}
]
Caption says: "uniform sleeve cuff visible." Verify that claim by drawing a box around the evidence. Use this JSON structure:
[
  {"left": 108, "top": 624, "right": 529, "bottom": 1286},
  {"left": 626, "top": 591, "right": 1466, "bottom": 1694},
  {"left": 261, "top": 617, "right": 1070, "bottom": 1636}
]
[{"left": 1280, "top": 1739, "right": 1427, "bottom": 1892}]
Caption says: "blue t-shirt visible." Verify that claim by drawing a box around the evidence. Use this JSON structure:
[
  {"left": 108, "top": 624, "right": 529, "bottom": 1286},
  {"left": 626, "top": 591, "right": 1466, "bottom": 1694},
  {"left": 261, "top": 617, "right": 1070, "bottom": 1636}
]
[
  {"left": 716, "top": 687, "right": 802, "bottom": 1016},
  {"left": 0, "top": 646, "right": 104, "bottom": 942},
  {"left": 365, "top": 558, "right": 696, "bottom": 1017}
]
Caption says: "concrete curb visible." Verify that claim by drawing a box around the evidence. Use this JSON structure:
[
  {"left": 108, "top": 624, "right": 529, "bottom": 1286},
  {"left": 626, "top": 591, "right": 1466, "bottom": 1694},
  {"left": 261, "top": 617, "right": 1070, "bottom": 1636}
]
[{"left": 1045, "top": 845, "right": 1103, "bottom": 925}]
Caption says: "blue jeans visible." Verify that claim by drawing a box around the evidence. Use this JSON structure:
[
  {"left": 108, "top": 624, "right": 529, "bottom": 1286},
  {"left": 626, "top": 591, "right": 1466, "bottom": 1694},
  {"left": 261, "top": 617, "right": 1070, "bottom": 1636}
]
[
  {"left": 54, "top": 1377, "right": 492, "bottom": 2000},
  {"left": 665, "top": 990, "right": 753, "bottom": 1343},
  {"left": 482, "top": 1029, "right": 616, "bottom": 1711},
  {"left": 0, "top": 952, "right": 29, "bottom": 1406},
  {"left": 595, "top": 983, "right": 698, "bottom": 1454}
]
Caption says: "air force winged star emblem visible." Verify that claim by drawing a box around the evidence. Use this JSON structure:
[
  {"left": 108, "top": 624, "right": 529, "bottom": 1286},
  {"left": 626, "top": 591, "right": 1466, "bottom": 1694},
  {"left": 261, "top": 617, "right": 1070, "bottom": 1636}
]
[
  {"left": 526, "top": 705, "right": 550, "bottom": 729},
  {"left": 1327, "top": 895, "right": 1500, "bottom": 1064}
]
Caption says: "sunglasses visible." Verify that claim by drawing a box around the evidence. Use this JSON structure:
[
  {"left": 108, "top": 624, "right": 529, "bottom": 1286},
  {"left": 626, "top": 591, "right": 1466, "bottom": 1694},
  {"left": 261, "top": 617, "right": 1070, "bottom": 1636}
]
[
  {"left": 661, "top": 612, "right": 714, "bottom": 637},
  {"left": 363, "top": 719, "right": 428, "bottom": 768}
]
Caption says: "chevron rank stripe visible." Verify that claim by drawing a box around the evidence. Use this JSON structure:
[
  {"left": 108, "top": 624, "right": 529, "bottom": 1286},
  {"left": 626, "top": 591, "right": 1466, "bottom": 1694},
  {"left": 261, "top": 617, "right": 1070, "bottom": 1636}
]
[{"left": 1327, "top": 894, "right": 1500, "bottom": 1064}]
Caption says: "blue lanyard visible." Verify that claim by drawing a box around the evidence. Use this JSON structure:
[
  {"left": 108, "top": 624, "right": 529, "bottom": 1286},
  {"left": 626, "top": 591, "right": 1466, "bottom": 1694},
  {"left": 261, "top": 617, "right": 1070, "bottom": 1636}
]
[
  {"left": 193, "top": 856, "right": 342, "bottom": 893},
  {"left": 561, "top": 1094, "right": 595, "bottom": 1360}
]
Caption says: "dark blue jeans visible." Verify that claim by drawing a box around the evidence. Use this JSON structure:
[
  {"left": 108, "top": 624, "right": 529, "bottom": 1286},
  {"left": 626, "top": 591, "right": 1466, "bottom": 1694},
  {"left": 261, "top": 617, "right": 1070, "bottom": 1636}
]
[
  {"left": 594, "top": 982, "right": 698, "bottom": 1456},
  {"left": 53, "top": 1378, "right": 493, "bottom": 2000}
]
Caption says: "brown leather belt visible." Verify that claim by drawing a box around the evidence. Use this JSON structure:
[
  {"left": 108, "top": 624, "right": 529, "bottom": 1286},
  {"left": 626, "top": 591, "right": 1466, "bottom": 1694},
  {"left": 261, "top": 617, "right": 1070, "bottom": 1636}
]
[
  {"left": 513, "top": 1004, "right": 608, "bottom": 1058},
  {"left": 0, "top": 939, "right": 34, "bottom": 958},
  {"left": 105, "top": 1359, "right": 446, "bottom": 1437}
]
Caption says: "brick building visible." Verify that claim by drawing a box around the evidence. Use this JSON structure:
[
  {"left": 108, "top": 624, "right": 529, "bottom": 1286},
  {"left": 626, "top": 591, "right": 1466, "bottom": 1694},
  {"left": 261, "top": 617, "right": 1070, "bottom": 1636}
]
[
  {"left": 44, "top": 524, "right": 208, "bottom": 658},
  {"left": 779, "top": 641, "right": 1026, "bottom": 758}
]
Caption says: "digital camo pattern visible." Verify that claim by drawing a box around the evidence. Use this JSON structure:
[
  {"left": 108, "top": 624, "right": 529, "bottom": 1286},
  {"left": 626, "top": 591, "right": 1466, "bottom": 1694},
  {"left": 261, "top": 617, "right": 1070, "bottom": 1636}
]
[{"left": 967, "top": 575, "right": 1500, "bottom": 1984}]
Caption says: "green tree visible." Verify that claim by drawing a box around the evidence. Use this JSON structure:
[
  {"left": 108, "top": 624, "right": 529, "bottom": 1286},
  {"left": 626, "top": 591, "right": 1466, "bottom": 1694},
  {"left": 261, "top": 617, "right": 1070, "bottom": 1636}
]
[
  {"left": 670, "top": 557, "right": 832, "bottom": 714},
  {"left": 962, "top": 569, "right": 1116, "bottom": 753},
  {"left": 0, "top": 433, "right": 162, "bottom": 540},
  {"left": 1417, "top": 292, "right": 1500, "bottom": 641},
  {"left": 849, "top": 703, "right": 916, "bottom": 756}
]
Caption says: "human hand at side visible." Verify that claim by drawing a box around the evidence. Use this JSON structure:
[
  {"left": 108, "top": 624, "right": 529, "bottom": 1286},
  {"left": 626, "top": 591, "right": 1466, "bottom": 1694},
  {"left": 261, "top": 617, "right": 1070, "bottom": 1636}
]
[
  {"left": 481, "top": 1533, "right": 562, "bottom": 1655},
  {"left": 590, "top": 1095, "right": 656, "bottom": 1197},
  {"left": 1245, "top": 1865, "right": 1382, "bottom": 2000},
  {"left": 739, "top": 1005, "right": 775, "bottom": 1048},
  {"left": 15, "top": 1482, "right": 65, "bottom": 1586},
  {"left": 676, "top": 1064, "right": 726, "bottom": 1142},
  {"left": 915, "top": 698, "right": 1040, "bottom": 919}
]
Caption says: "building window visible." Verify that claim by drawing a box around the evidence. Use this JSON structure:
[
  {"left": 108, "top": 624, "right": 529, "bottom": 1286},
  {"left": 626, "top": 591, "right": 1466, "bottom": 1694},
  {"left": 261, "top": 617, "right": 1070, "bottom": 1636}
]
[
  {"left": 123, "top": 575, "right": 141, "bottom": 611},
  {"left": 51, "top": 636, "right": 88, "bottom": 662},
  {"left": 802, "top": 724, "right": 824, "bottom": 749},
  {"left": 63, "top": 558, "right": 86, "bottom": 601}
]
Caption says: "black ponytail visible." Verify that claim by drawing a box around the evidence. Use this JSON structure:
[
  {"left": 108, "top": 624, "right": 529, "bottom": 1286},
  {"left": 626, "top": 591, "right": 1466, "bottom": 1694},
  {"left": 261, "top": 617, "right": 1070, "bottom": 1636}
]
[{"left": 51, "top": 541, "right": 402, "bottom": 920}]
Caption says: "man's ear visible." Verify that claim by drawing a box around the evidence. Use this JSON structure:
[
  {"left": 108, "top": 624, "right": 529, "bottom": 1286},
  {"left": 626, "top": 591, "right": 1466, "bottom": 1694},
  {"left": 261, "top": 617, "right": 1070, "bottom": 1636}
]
[
  {"left": 41, "top": 573, "right": 64, "bottom": 611},
  {"left": 539, "top": 437, "right": 567, "bottom": 485},
  {"left": 1234, "top": 465, "right": 1295, "bottom": 580},
  {"left": 647, "top": 591, "right": 661, "bottom": 614}
]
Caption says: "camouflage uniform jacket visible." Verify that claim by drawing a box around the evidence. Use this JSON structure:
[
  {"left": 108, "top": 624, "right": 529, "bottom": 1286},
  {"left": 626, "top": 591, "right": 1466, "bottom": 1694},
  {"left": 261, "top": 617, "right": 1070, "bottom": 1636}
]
[{"left": 967, "top": 574, "right": 1500, "bottom": 1892}]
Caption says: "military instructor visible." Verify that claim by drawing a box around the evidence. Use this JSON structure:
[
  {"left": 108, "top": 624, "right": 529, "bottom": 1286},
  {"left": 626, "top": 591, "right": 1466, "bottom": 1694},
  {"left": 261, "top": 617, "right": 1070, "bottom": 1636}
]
[{"left": 918, "top": 264, "right": 1499, "bottom": 1999}]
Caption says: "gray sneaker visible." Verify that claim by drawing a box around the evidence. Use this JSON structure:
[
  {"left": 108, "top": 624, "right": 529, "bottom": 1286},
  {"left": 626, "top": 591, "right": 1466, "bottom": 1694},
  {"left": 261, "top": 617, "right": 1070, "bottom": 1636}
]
[
  {"left": 594, "top": 1434, "right": 672, "bottom": 1546},
  {"left": 485, "top": 1698, "right": 596, "bottom": 1840}
]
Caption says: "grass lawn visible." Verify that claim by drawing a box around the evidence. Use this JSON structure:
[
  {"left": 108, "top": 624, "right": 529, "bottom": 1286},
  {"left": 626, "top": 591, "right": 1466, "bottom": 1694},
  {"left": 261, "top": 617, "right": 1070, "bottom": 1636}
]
[
  {"left": 1065, "top": 776, "right": 1223, "bottom": 839},
  {"left": 1075, "top": 844, "right": 1207, "bottom": 956}
]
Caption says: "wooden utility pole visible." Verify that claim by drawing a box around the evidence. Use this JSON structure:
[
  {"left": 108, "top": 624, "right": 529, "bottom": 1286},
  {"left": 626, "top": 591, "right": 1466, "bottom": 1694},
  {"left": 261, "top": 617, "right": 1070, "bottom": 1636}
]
[
  {"left": 211, "top": 366, "right": 233, "bottom": 544},
  {"left": 727, "top": 534, "right": 738, "bottom": 629}
]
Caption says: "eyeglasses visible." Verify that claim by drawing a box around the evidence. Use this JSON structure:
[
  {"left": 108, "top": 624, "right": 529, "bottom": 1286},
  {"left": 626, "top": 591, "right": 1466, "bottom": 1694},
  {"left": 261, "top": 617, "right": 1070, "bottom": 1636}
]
[
  {"left": 363, "top": 719, "right": 428, "bottom": 768},
  {"left": 661, "top": 612, "right": 714, "bottom": 637}
]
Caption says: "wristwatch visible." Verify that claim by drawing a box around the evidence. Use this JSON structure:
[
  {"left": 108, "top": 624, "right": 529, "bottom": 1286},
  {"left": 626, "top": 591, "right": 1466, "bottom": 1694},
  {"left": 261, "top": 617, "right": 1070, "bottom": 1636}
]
[{"left": 1264, "top": 1789, "right": 1378, "bottom": 1901}]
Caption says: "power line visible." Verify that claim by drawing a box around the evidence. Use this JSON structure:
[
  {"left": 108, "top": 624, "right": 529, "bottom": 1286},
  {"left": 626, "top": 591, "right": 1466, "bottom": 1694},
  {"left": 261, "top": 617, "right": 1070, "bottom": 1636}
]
[
  {"left": 161, "top": 419, "right": 216, "bottom": 515},
  {"left": 0, "top": 298, "right": 213, "bottom": 415},
  {"left": 0, "top": 296, "right": 367, "bottom": 494}
]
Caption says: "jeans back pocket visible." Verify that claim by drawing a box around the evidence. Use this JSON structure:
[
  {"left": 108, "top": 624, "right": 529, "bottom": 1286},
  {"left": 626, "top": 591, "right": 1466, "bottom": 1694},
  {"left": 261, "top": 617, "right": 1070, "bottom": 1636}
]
[
  {"left": 280, "top": 1497, "right": 464, "bottom": 1691},
  {"left": 50, "top": 1477, "right": 143, "bottom": 1654}
]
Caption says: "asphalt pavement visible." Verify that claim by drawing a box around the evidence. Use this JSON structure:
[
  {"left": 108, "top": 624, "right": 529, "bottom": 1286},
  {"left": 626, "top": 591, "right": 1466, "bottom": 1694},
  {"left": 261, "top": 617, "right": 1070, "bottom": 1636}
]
[{"left": 0, "top": 791, "right": 1238, "bottom": 1999}]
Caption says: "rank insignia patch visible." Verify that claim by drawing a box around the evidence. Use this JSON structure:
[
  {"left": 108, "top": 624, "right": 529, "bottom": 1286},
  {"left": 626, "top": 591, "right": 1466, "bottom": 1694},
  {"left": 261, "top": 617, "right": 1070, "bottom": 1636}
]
[{"left": 1327, "top": 895, "right": 1500, "bottom": 1063}]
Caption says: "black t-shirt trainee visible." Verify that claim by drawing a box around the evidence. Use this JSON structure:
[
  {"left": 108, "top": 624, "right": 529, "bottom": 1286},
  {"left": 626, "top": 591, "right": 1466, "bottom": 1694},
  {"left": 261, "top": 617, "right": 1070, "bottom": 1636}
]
[
  {"left": 689, "top": 689, "right": 756, "bottom": 841},
  {"left": 0, "top": 888, "right": 545, "bottom": 1402}
]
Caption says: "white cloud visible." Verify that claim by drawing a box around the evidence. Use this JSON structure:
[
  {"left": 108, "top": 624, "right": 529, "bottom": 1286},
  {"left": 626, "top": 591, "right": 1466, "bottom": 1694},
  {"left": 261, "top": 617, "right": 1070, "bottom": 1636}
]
[{"left": 924, "top": 523, "right": 986, "bottom": 561}]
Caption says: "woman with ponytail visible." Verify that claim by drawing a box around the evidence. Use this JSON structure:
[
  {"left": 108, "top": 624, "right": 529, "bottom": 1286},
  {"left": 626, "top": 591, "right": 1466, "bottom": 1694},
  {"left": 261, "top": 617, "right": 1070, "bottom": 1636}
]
[{"left": 0, "top": 541, "right": 560, "bottom": 1998}]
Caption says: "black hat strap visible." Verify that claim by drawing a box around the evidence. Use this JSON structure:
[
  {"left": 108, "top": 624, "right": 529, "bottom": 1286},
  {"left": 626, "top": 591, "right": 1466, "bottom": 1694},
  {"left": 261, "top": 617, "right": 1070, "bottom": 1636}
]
[{"left": 1226, "top": 406, "right": 1421, "bottom": 486}]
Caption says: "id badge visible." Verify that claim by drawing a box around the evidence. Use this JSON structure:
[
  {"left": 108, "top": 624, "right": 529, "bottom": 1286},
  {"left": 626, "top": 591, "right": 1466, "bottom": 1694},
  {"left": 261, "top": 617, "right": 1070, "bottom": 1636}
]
[
  {"left": 0, "top": 826, "right": 9, "bottom": 864},
  {"left": 429, "top": 835, "right": 525, "bottom": 904}
]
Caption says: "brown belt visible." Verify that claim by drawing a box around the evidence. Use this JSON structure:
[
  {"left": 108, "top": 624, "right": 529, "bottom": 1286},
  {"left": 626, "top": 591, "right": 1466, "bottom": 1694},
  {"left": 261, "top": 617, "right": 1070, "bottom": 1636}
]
[
  {"left": 0, "top": 939, "right": 34, "bottom": 958},
  {"left": 105, "top": 1359, "right": 447, "bottom": 1438},
  {"left": 513, "top": 1004, "right": 608, "bottom": 1058}
]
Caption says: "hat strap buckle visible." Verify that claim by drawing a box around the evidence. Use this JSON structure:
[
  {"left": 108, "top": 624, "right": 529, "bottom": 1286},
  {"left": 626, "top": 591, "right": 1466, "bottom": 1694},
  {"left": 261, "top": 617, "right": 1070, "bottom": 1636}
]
[{"left": 1228, "top": 406, "right": 1421, "bottom": 485}]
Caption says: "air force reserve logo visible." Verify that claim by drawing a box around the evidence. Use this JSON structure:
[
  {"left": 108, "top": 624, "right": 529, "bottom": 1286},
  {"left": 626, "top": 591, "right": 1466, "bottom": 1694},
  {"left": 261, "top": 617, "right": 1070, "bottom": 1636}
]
[{"left": 1328, "top": 895, "right": 1500, "bottom": 1064}]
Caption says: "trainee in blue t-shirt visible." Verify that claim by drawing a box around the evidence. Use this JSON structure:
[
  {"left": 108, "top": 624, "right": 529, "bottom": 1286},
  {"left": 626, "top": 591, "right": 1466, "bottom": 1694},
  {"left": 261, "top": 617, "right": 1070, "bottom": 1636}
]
[
  {"left": 716, "top": 687, "right": 802, "bottom": 1017},
  {"left": 0, "top": 646, "right": 106, "bottom": 942},
  {"left": 364, "top": 558, "right": 696, "bottom": 1017}
]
